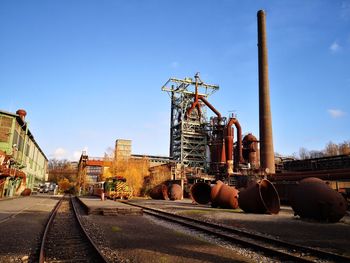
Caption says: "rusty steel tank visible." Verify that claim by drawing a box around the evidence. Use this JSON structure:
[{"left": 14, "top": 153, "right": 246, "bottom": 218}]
[
  {"left": 289, "top": 177, "right": 347, "bottom": 222},
  {"left": 190, "top": 182, "right": 212, "bottom": 204},
  {"left": 149, "top": 184, "right": 169, "bottom": 200},
  {"left": 168, "top": 184, "right": 183, "bottom": 200},
  {"left": 210, "top": 180, "right": 239, "bottom": 209},
  {"left": 238, "top": 179, "right": 280, "bottom": 214},
  {"left": 242, "top": 133, "right": 258, "bottom": 168}
]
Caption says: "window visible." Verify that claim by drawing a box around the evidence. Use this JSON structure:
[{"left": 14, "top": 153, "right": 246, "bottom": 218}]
[
  {"left": 25, "top": 143, "right": 30, "bottom": 156},
  {"left": 13, "top": 130, "right": 19, "bottom": 146},
  {"left": 0, "top": 116, "right": 13, "bottom": 142}
]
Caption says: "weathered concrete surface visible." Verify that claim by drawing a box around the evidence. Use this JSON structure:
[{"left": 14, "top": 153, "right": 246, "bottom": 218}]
[
  {"left": 0, "top": 195, "right": 60, "bottom": 262},
  {"left": 78, "top": 196, "right": 143, "bottom": 215}
]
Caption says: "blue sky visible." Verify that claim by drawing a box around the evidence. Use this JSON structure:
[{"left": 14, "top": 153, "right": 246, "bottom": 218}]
[{"left": 1, "top": 0, "right": 349, "bottom": 160}]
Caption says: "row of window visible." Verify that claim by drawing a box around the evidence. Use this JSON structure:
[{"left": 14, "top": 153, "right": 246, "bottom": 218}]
[{"left": 0, "top": 114, "right": 47, "bottom": 184}]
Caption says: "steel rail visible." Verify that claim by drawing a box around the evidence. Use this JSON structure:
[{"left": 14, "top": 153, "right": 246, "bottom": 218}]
[
  {"left": 123, "top": 201, "right": 350, "bottom": 263},
  {"left": 71, "top": 196, "right": 110, "bottom": 262},
  {"left": 39, "top": 195, "right": 63, "bottom": 263},
  {"left": 39, "top": 195, "right": 108, "bottom": 263}
]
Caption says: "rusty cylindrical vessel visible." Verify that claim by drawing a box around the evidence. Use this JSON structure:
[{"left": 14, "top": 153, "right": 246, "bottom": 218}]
[
  {"left": 210, "top": 180, "right": 239, "bottom": 209},
  {"left": 242, "top": 133, "right": 258, "bottom": 168},
  {"left": 289, "top": 177, "right": 347, "bottom": 222},
  {"left": 190, "top": 182, "right": 212, "bottom": 204},
  {"left": 238, "top": 179, "right": 280, "bottom": 214},
  {"left": 149, "top": 184, "right": 169, "bottom": 200},
  {"left": 168, "top": 184, "right": 183, "bottom": 200}
]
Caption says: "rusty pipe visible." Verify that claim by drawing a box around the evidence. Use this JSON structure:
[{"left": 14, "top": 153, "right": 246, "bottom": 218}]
[
  {"left": 258, "top": 10, "right": 275, "bottom": 174},
  {"left": 168, "top": 183, "right": 183, "bottom": 200},
  {"left": 190, "top": 182, "right": 212, "bottom": 204},
  {"left": 186, "top": 74, "right": 202, "bottom": 119},
  {"left": 226, "top": 118, "right": 244, "bottom": 170},
  {"left": 238, "top": 179, "right": 280, "bottom": 214},
  {"left": 199, "top": 96, "right": 222, "bottom": 120},
  {"left": 149, "top": 184, "right": 169, "bottom": 200},
  {"left": 210, "top": 180, "right": 239, "bottom": 209}
]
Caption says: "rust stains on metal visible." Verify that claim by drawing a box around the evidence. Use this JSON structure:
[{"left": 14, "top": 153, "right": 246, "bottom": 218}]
[
  {"left": 289, "top": 177, "right": 347, "bottom": 222},
  {"left": 190, "top": 182, "right": 212, "bottom": 205},
  {"left": 258, "top": 10, "right": 275, "bottom": 174},
  {"left": 242, "top": 133, "right": 258, "bottom": 168},
  {"left": 168, "top": 183, "right": 183, "bottom": 200},
  {"left": 210, "top": 180, "right": 239, "bottom": 209},
  {"left": 238, "top": 179, "right": 280, "bottom": 214},
  {"left": 16, "top": 109, "right": 27, "bottom": 121},
  {"left": 149, "top": 184, "right": 169, "bottom": 200},
  {"left": 225, "top": 118, "right": 244, "bottom": 172}
]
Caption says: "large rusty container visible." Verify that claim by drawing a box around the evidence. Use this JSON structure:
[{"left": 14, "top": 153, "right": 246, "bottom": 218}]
[
  {"left": 149, "top": 184, "right": 169, "bottom": 200},
  {"left": 242, "top": 133, "right": 258, "bottom": 168},
  {"left": 210, "top": 180, "right": 239, "bottom": 209},
  {"left": 168, "top": 184, "right": 183, "bottom": 200},
  {"left": 289, "top": 177, "right": 347, "bottom": 222},
  {"left": 190, "top": 182, "right": 211, "bottom": 204},
  {"left": 21, "top": 188, "right": 31, "bottom": 196},
  {"left": 238, "top": 179, "right": 280, "bottom": 214}
]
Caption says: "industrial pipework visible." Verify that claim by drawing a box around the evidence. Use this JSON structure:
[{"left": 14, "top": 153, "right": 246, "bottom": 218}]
[
  {"left": 186, "top": 75, "right": 222, "bottom": 121},
  {"left": 225, "top": 117, "right": 244, "bottom": 174},
  {"left": 258, "top": 10, "right": 275, "bottom": 174}
]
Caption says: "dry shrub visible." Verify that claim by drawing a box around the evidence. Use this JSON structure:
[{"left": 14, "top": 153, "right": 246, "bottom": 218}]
[
  {"left": 58, "top": 178, "right": 73, "bottom": 193},
  {"left": 143, "top": 164, "right": 172, "bottom": 196},
  {"left": 111, "top": 157, "right": 150, "bottom": 196}
]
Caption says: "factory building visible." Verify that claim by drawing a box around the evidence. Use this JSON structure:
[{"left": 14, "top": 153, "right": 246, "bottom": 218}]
[
  {"left": 77, "top": 139, "right": 172, "bottom": 194},
  {"left": 0, "top": 109, "right": 48, "bottom": 198}
]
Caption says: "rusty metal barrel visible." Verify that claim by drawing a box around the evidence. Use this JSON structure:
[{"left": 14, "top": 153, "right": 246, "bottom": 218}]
[
  {"left": 238, "top": 179, "right": 280, "bottom": 214},
  {"left": 289, "top": 177, "right": 347, "bottom": 222},
  {"left": 210, "top": 180, "right": 239, "bottom": 209},
  {"left": 190, "top": 182, "right": 211, "bottom": 204},
  {"left": 149, "top": 184, "right": 169, "bottom": 200},
  {"left": 168, "top": 184, "right": 183, "bottom": 200}
]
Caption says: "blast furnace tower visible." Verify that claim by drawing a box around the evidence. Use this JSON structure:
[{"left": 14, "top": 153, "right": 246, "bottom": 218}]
[{"left": 162, "top": 73, "right": 219, "bottom": 171}]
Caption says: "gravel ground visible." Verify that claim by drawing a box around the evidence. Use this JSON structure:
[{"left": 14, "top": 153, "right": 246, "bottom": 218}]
[
  {"left": 0, "top": 195, "right": 60, "bottom": 263},
  {"left": 128, "top": 199, "right": 350, "bottom": 257},
  {"left": 76, "top": 201, "right": 255, "bottom": 263}
]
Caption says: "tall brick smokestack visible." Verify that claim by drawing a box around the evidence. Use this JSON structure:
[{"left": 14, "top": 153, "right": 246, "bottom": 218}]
[{"left": 257, "top": 10, "right": 275, "bottom": 174}]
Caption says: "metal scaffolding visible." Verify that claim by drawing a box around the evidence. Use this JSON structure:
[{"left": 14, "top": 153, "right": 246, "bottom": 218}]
[{"left": 162, "top": 73, "right": 219, "bottom": 172}]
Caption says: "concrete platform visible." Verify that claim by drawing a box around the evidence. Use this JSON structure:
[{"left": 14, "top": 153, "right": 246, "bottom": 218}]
[{"left": 77, "top": 196, "right": 143, "bottom": 216}]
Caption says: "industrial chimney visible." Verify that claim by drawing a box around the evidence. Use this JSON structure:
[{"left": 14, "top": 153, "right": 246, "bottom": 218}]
[
  {"left": 257, "top": 10, "right": 275, "bottom": 174},
  {"left": 16, "top": 109, "right": 27, "bottom": 122}
]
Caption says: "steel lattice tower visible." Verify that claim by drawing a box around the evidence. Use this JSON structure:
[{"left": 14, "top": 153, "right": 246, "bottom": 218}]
[{"left": 162, "top": 74, "right": 219, "bottom": 172}]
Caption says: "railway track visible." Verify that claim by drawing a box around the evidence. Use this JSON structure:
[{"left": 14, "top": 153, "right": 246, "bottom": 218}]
[
  {"left": 123, "top": 201, "right": 350, "bottom": 263},
  {"left": 39, "top": 195, "right": 108, "bottom": 263}
]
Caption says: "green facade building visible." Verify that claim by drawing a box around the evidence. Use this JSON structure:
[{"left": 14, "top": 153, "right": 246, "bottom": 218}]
[{"left": 0, "top": 109, "right": 48, "bottom": 197}]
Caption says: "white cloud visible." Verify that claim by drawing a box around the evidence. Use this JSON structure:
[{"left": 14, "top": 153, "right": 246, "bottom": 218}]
[
  {"left": 327, "top": 109, "right": 346, "bottom": 118},
  {"left": 73, "top": 151, "right": 82, "bottom": 161},
  {"left": 170, "top": 61, "right": 179, "bottom": 68},
  {"left": 329, "top": 41, "right": 341, "bottom": 53},
  {"left": 51, "top": 146, "right": 89, "bottom": 161},
  {"left": 53, "top": 147, "right": 67, "bottom": 159}
]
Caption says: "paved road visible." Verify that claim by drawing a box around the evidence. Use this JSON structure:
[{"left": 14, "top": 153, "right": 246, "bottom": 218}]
[{"left": 0, "top": 195, "right": 60, "bottom": 262}]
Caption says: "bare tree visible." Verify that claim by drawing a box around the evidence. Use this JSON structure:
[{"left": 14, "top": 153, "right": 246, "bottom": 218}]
[
  {"left": 339, "top": 141, "right": 350, "bottom": 155},
  {"left": 48, "top": 159, "right": 77, "bottom": 183},
  {"left": 309, "top": 150, "right": 324, "bottom": 158},
  {"left": 299, "top": 147, "right": 310, "bottom": 159},
  {"left": 324, "top": 141, "right": 339, "bottom": 156}
]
